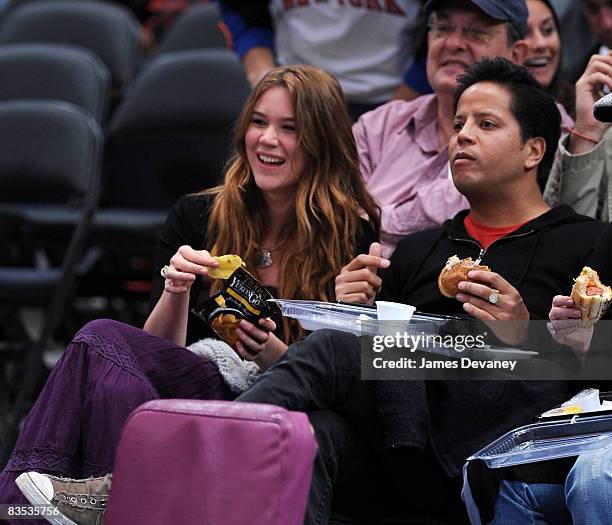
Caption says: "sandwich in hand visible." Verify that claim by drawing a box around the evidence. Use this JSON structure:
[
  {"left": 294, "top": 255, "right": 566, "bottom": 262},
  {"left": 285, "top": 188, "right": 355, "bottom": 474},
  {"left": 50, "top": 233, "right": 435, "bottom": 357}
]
[
  {"left": 571, "top": 266, "right": 612, "bottom": 327},
  {"left": 438, "top": 255, "right": 490, "bottom": 298}
]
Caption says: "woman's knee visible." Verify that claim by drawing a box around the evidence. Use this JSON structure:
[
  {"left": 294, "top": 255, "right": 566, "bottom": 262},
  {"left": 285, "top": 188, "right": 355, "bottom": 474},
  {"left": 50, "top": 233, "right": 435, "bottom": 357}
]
[
  {"left": 296, "top": 329, "right": 361, "bottom": 367},
  {"left": 77, "top": 318, "right": 131, "bottom": 337},
  {"left": 73, "top": 319, "right": 147, "bottom": 352}
]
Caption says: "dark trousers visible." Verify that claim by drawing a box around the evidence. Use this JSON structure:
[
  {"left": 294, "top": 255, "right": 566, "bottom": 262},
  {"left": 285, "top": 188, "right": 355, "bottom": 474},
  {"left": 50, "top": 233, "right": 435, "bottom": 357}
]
[
  {"left": 237, "top": 329, "right": 469, "bottom": 525},
  {"left": 238, "top": 329, "right": 380, "bottom": 524}
]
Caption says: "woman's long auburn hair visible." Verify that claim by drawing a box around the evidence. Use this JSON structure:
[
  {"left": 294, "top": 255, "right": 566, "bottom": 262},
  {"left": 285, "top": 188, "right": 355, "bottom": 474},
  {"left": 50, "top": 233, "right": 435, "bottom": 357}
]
[{"left": 201, "top": 65, "right": 380, "bottom": 343}]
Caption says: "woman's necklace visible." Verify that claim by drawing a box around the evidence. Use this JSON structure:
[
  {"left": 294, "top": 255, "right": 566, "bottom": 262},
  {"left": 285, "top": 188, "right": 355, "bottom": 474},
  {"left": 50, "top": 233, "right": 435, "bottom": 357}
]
[{"left": 257, "top": 239, "right": 286, "bottom": 268}]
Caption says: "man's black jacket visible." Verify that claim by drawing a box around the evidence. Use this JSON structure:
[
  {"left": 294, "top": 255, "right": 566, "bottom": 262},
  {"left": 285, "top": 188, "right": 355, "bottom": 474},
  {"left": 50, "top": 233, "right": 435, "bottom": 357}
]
[{"left": 375, "top": 205, "right": 607, "bottom": 478}]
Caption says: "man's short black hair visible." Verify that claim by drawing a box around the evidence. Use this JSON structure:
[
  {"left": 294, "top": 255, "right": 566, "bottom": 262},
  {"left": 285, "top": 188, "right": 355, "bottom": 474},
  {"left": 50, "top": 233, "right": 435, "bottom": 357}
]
[{"left": 453, "top": 57, "right": 561, "bottom": 183}]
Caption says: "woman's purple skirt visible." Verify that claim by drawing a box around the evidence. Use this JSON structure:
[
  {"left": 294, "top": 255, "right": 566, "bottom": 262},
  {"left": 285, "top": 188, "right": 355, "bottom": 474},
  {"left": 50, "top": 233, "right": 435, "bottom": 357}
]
[{"left": 0, "top": 319, "right": 234, "bottom": 512}]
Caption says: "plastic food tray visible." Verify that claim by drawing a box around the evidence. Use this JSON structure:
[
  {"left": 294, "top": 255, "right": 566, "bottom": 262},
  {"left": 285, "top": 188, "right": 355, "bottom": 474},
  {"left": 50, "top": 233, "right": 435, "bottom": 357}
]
[
  {"left": 469, "top": 414, "right": 612, "bottom": 468},
  {"left": 269, "top": 300, "right": 539, "bottom": 360},
  {"left": 268, "top": 299, "right": 457, "bottom": 336}
]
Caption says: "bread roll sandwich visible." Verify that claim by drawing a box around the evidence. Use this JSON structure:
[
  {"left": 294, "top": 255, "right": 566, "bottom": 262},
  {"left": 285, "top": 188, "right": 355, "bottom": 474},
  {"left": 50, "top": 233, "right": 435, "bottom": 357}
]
[
  {"left": 571, "top": 266, "right": 612, "bottom": 327},
  {"left": 438, "top": 255, "right": 490, "bottom": 298}
]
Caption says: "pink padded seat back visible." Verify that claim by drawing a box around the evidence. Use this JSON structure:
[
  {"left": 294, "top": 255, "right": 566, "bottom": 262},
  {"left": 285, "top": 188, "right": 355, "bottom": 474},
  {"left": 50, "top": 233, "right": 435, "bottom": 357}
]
[{"left": 105, "top": 400, "right": 317, "bottom": 525}]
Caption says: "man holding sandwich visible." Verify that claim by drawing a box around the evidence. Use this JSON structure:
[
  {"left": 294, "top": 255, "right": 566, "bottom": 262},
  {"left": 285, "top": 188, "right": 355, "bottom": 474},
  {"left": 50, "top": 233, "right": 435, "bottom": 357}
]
[
  {"left": 244, "top": 57, "right": 607, "bottom": 523},
  {"left": 493, "top": 92, "right": 612, "bottom": 525}
]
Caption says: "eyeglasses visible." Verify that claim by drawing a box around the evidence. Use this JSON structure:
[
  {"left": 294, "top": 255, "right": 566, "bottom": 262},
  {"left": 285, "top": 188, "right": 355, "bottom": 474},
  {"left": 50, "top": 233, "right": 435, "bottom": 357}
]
[{"left": 427, "top": 22, "right": 498, "bottom": 45}]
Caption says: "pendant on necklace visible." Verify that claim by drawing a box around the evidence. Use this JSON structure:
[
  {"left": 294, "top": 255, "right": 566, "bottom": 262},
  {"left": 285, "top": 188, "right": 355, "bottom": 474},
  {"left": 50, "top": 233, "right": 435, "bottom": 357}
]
[{"left": 258, "top": 249, "right": 273, "bottom": 268}]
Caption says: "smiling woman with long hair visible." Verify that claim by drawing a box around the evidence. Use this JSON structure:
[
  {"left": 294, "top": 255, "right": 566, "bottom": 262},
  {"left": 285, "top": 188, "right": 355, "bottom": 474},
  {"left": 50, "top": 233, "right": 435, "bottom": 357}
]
[
  {"left": 203, "top": 66, "right": 380, "bottom": 341},
  {"left": 0, "top": 65, "right": 380, "bottom": 523}
]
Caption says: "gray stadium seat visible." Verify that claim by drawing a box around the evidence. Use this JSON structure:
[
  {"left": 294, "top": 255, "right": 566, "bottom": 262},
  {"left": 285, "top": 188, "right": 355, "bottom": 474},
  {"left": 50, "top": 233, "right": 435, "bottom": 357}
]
[
  {"left": 0, "top": 0, "right": 141, "bottom": 90},
  {"left": 156, "top": 2, "right": 228, "bottom": 55},
  {"left": 105, "top": 48, "right": 250, "bottom": 210},
  {"left": 0, "top": 43, "right": 110, "bottom": 123},
  {"left": 0, "top": 100, "right": 103, "bottom": 464}
]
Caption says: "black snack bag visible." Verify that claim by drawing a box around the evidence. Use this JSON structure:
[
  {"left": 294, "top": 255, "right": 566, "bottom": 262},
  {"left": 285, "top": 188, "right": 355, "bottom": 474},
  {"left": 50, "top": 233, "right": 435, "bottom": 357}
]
[{"left": 193, "top": 266, "right": 280, "bottom": 351}]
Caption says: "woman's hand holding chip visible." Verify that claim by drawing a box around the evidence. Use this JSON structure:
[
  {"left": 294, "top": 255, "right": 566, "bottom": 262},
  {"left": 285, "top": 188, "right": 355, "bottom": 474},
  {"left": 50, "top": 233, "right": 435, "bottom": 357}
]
[{"left": 162, "top": 245, "right": 220, "bottom": 295}]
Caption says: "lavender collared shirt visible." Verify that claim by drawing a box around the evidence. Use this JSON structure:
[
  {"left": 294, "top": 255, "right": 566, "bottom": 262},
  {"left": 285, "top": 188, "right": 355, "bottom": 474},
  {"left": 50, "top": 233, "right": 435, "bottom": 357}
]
[
  {"left": 354, "top": 94, "right": 573, "bottom": 258},
  {"left": 354, "top": 94, "right": 466, "bottom": 258}
]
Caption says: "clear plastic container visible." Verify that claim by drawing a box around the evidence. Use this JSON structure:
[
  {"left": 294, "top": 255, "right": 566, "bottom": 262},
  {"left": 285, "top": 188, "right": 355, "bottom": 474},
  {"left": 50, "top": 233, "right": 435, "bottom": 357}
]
[
  {"left": 266, "top": 299, "right": 372, "bottom": 334},
  {"left": 269, "top": 300, "right": 542, "bottom": 362},
  {"left": 469, "top": 415, "right": 612, "bottom": 468},
  {"left": 268, "top": 299, "right": 457, "bottom": 336}
]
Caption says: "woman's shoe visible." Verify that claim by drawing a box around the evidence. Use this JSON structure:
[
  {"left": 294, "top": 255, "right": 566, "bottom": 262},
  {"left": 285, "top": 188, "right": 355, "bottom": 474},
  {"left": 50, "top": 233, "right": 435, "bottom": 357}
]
[{"left": 15, "top": 472, "right": 111, "bottom": 525}]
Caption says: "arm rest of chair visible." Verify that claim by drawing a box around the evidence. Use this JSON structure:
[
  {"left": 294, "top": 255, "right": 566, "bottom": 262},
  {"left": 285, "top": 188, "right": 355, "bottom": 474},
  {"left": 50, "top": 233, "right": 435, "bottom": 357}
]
[{"left": 105, "top": 399, "right": 317, "bottom": 525}]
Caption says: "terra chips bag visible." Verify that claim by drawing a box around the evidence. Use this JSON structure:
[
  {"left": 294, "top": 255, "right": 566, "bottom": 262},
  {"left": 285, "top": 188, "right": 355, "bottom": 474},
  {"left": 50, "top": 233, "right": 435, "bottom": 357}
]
[{"left": 193, "top": 266, "right": 279, "bottom": 351}]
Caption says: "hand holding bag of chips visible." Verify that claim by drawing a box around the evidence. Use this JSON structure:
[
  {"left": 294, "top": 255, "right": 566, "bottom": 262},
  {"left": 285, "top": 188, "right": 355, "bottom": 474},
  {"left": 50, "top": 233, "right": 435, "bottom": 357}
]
[{"left": 193, "top": 255, "right": 280, "bottom": 352}]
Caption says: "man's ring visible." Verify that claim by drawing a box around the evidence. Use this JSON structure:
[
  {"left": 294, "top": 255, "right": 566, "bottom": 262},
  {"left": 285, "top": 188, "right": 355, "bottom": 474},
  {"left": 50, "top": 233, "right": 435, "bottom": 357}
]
[
  {"left": 488, "top": 291, "right": 499, "bottom": 304},
  {"left": 160, "top": 265, "right": 171, "bottom": 279}
]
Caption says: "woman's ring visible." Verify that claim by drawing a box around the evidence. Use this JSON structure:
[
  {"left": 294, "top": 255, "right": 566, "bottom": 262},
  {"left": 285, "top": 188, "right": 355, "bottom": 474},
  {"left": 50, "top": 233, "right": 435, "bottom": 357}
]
[
  {"left": 160, "top": 265, "right": 171, "bottom": 279},
  {"left": 488, "top": 291, "right": 499, "bottom": 305}
]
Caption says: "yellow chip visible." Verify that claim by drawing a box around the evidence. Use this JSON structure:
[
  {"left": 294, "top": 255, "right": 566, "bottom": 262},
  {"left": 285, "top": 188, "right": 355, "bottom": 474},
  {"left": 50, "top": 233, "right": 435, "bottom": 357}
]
[
  {"left": 214, "top": 295, "right": 227, "bottom": 308},
  {"left": 208, "top": 254, "right": 245, "bottom": 279}
]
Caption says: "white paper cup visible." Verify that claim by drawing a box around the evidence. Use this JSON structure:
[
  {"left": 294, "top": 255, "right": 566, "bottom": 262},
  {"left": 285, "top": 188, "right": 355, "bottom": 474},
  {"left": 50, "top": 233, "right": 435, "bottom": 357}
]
[{"left": 375, "top": 301, "right": 416, "bottom": 321}]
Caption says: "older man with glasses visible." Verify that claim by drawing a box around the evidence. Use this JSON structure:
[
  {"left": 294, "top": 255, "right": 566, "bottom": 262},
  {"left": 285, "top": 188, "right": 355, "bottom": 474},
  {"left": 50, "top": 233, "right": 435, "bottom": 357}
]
[{"left": 356, "top": 0, "right": 534, "bottom": 260}]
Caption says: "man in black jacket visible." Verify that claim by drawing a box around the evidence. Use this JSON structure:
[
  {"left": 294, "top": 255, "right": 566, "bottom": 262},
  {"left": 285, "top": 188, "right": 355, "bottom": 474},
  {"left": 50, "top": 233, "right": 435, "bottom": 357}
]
[
  {"left": 336, "top": 59, "right": 601, "bottom": 325},
  {"left": 249, "top": 58, "right": 606, "bottom": 524}
]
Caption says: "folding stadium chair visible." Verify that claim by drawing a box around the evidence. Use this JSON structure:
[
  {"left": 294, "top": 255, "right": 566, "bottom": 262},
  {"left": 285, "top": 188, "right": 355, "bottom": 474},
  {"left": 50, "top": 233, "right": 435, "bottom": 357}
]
[
  {"left": 104, "top": 47, "right": 250, "bottom": 209},
  {"left": 0, "top": 0, "right": 141, "bottom": 93},
  {"left": 155, "top": 2, "right": 228, "bottom": 55},
  {"left": 0, "top": 0, "right": 29, "bottom": 28},
  {"left": 0, "top": 42, "right": 110, "bottom": 123},
  {"left": 70, "top": 48, "right": 250, "bottom": 323},
  {"left": 0, "top": 100, "right": 103, "bottom": 465},
  {"left": 0, "top": 0, "right": 149, "bottom": 28}
]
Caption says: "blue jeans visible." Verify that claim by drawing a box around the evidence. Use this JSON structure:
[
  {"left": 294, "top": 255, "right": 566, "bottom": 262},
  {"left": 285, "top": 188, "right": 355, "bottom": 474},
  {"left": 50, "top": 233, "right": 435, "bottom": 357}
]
[{"left": 487, "top": 447, "right": 612, "bottom": 525}]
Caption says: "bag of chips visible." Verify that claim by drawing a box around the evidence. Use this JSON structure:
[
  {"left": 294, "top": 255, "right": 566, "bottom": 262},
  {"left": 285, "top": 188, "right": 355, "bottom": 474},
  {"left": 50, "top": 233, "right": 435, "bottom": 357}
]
[{"left": 193, "top": 261, "right": 279, "bottom": 351}]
